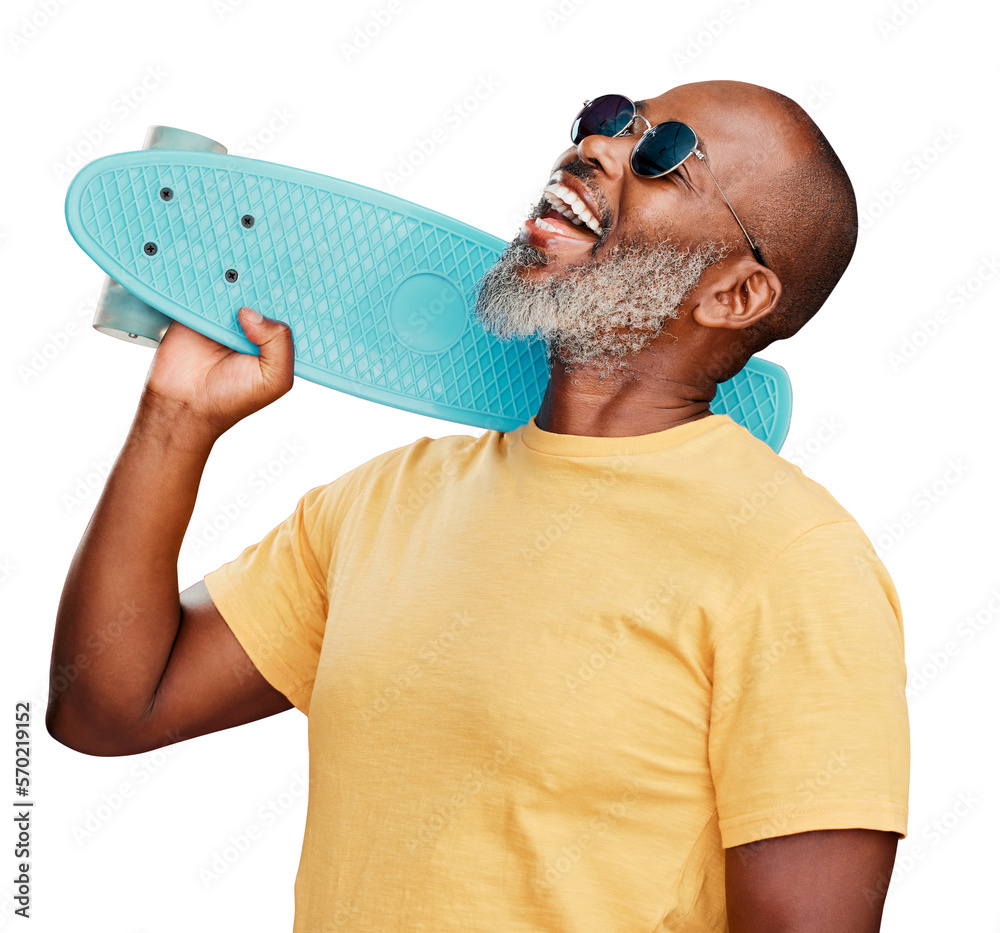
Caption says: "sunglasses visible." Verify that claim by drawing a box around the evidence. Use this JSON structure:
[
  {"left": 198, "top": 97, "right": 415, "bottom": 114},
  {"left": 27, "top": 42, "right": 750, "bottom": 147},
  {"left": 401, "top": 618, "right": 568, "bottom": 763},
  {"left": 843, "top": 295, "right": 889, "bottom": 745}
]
[{"left": 571, "top": 94, "right": 766, "bottom": 267}]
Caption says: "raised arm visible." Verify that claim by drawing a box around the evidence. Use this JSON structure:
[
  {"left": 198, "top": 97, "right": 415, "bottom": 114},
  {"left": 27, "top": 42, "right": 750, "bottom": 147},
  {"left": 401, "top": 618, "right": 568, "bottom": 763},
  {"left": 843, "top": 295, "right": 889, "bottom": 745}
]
[{"left": 46, "top": 309, "right": 295, "bottom": 756}]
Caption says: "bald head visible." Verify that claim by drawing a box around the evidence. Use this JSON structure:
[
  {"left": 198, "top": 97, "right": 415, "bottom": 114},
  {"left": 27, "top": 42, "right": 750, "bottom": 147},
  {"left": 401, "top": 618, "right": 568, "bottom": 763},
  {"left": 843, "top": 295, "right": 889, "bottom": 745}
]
[
  {"left": 662, "top": 81, "right": 858, "bottom": 364},
  {"left": 476, "top": 80, "right": 857, "bottom": 387}
]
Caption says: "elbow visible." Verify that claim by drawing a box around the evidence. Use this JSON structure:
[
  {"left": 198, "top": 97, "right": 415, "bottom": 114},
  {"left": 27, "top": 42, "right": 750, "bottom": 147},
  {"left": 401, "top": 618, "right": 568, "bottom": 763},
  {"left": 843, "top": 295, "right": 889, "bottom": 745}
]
[
  {"left": 44, "top": 703, "right": 102, "bottom": 756},
  {"left": 45, "top": 695, "right": 142, "bottom": 758},
  {"left": 44, "top": 704, "right": 94, "bottom": 756}
]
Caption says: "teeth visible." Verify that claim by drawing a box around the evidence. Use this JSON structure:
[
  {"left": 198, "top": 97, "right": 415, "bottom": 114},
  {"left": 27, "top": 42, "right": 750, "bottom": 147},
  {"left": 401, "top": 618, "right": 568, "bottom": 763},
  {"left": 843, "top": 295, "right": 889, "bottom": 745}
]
[
  {"left": 535, "top": 218, "right": 559, "bottom": 233},
  {"left": 544, "top": 192, "right": 575, "bottom": 220},
  {"left": 543, "top": 181, "right": 602, "bottom": 235}
]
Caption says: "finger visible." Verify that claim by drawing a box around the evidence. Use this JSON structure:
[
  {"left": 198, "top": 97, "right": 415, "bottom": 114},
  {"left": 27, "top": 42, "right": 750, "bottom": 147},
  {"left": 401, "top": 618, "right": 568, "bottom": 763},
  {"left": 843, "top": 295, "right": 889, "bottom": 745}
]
[{"left": 236, "top": 307, "right": 295, "bottom": 395}]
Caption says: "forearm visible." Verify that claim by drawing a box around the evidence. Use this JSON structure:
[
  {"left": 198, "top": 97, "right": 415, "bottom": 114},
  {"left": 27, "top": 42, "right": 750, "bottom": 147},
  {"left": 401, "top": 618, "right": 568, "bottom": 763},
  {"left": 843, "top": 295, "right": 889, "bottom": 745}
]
[{"left": 46, "top": 391, "right": 218, "bottom": 752}]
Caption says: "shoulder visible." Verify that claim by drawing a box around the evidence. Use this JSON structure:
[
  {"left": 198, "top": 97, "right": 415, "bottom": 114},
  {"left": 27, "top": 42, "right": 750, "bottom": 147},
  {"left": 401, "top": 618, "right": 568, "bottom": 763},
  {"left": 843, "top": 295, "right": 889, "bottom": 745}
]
[
  {"left": 302, "top": 428, "right": 497, "bottom": 510},
  {"left": 702, "top": 416, "right": 859, "bottom": 539},
  {"left": 680, "top": 418, "right": 897, "bottom": 617}
]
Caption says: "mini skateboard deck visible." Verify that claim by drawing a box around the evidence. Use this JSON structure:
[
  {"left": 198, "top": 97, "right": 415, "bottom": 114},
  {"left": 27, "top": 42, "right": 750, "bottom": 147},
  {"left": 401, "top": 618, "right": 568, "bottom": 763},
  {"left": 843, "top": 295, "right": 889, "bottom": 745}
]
[{"left": 64, "top": 126, "right": 792, "bottom": 448}]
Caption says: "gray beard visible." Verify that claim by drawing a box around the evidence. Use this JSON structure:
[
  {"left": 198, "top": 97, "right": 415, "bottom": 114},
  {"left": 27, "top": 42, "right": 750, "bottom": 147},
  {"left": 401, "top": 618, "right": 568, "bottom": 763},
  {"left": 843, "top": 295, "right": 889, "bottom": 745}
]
[{"left": 473, "top": 235, "right": 730, "bottom": 378}]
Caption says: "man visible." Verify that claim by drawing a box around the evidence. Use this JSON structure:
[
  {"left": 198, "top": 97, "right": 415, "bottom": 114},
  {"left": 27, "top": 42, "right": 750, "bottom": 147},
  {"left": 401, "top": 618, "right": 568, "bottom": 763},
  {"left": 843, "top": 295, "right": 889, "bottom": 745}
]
[{"left": 47, "top": 80, "right": 909, "bottom": 931}]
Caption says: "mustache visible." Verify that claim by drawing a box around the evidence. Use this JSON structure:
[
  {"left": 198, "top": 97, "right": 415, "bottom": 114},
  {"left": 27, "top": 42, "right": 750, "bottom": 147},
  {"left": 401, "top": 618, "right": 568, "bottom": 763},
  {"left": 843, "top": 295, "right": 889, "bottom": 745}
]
[{"left": 555, "top": 158, "right": 596, "bottom": 186}]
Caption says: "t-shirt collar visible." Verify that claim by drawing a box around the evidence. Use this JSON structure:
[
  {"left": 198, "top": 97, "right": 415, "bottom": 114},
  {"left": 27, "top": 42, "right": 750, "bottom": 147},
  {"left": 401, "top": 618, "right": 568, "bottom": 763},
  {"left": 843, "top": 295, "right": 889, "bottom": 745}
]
[{"left": 519, "top": 413, "right": 729, "bottom": 457}]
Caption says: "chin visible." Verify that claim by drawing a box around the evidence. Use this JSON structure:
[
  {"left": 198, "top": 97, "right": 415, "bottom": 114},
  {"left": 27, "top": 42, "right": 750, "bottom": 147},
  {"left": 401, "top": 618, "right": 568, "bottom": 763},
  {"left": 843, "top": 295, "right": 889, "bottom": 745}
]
[
  {"left": 515, "top": 245, "right": 597, "bottom": 282},
  {"left": 515, "top": 261, "right": 559, "bottom": 283}
]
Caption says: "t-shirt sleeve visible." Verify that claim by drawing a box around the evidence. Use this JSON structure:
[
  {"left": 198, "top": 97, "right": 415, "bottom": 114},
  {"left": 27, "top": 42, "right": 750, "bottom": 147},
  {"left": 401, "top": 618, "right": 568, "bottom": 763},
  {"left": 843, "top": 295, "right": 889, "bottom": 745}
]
[
  {"left": 708, "top": 520, "right": 910, "bottom": 848},
  {"left": 202, "top": 447, "right": 405, "bottom": 716}
]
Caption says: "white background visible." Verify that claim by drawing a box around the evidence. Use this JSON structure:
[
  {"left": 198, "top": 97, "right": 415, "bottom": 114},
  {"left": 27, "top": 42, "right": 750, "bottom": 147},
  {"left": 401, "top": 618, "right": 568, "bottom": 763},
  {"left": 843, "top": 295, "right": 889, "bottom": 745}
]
[{"left": 1, "top": 0, "right": 997, "bottom": 929}]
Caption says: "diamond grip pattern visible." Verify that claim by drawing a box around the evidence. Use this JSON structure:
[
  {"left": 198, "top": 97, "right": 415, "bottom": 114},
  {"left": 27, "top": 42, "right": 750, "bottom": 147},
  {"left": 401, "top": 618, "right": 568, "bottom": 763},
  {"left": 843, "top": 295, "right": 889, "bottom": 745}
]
[{"left": 68, "top": 151, "right": 790, "bottom": 447}]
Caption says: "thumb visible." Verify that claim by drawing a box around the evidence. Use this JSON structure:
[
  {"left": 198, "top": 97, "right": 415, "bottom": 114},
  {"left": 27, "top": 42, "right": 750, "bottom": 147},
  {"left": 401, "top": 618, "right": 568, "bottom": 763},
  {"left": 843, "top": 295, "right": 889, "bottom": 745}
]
[{"left": 237, "top": 307, "right": 295, "bottom": 396}]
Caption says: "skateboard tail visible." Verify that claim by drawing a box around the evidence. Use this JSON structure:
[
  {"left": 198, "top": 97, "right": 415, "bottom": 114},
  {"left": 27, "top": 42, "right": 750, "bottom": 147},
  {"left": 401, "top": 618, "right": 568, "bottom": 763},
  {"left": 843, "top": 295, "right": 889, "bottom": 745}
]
[{"left": 74, "top": 126, "right": 229, "bottom": 346}]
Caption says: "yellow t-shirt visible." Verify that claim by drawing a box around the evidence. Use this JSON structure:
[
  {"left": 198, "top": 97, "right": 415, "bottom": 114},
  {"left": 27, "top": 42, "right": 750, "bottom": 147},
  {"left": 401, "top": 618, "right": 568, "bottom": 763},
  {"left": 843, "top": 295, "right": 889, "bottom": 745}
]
[{"left": 205, "top": 413, "right": 909, "bottom": 933}]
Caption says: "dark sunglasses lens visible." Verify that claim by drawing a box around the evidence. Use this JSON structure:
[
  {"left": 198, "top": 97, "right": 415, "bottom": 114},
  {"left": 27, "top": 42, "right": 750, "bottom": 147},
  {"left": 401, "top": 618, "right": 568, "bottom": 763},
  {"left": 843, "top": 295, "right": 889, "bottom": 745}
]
[
  {"left": 571, "top": 94, "right": 634, "bottom": 144},
  {"left": 631, "top": 121, "right": 697, "bottom": 177}
]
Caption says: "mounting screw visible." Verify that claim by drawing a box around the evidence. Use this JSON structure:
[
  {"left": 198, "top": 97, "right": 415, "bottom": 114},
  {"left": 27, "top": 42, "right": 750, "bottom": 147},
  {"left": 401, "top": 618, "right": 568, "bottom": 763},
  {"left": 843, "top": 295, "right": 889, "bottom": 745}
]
[
  {"left": 241, "top": 214, "right": 255, "bottom": 228},
  {"left": 143, "top": 242, "right": 158, "bottom": 256},
  {"left": 225, "top": 269, "right": 239, "bottom": 283},
  {"left": 159, "top": 187, "right": 174, "bottom": 201}
]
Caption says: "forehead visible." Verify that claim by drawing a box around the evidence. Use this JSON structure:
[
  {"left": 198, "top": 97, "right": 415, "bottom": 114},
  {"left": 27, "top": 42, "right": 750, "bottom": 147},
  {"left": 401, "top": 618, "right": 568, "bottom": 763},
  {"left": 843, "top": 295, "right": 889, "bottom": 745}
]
[
  {"left": 634, "top": 84, "right": 802, "bottom": 177},
  {"left": 636, "top": 88, "right": 750, "bottom": 151}
]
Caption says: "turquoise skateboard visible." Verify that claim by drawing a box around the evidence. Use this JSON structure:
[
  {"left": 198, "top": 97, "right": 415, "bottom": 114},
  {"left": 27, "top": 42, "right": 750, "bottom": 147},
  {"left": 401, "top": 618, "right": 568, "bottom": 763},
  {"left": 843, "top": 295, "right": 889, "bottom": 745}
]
[{"left": 64, "top": 126, "right": 792, "bottom": 449}]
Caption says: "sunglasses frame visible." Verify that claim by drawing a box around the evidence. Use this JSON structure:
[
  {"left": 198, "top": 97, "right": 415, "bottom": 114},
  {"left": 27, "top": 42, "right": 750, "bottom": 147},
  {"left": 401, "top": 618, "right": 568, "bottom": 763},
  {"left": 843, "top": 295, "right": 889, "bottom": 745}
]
[{"left": 573, "top": 96, "right": 767, "bottom": 268}]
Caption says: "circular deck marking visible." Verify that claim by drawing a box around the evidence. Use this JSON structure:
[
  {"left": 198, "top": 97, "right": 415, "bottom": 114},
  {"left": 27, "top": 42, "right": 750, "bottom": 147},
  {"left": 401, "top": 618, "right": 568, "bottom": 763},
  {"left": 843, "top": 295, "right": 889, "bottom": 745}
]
[{"left": 387, "top": 272, "right": 467, "bottom": 354}]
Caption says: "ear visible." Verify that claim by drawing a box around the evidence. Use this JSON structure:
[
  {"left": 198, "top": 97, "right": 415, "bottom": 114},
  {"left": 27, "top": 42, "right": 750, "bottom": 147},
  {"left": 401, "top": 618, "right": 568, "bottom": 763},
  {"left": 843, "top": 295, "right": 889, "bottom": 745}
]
[{"left": 691, "top": 255, "right": 782, "bottom": 331}]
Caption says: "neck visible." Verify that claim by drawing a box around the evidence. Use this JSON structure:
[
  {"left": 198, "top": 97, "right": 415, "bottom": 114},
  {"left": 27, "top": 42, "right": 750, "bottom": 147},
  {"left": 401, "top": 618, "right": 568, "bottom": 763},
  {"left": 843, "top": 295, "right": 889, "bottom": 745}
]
[{"left": 533, "top": 353, "right": 716, "bottom": 438}]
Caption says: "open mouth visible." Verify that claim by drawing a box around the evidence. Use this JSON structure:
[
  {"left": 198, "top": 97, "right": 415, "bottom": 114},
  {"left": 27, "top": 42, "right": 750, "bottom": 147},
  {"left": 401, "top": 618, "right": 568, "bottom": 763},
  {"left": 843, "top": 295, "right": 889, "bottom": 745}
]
[
  {"left": 541, "top": 174, "right": 603, "bottom": 235},
  {"left": 520, "top": 171, "right": 604, "bottom": 249},
  {"left": 529, "top": 208, "right": 599, "bottom": 240}
]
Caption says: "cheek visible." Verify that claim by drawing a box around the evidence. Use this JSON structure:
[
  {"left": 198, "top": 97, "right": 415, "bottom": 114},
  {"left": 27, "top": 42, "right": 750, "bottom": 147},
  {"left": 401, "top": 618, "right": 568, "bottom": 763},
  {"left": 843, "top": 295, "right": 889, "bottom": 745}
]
[
  {"left": 616, "top": 196, "right": 674, "bottom": 240},
  {"left": 616, "top": 188, "right": 699, "bottom": 246}
]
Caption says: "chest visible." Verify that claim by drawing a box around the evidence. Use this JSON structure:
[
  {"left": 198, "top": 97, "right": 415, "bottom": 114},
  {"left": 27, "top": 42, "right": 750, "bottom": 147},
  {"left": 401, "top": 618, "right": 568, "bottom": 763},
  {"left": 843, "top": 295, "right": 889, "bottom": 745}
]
[{"left": 312, "top": 505, "right": 717, "bottom": 801}]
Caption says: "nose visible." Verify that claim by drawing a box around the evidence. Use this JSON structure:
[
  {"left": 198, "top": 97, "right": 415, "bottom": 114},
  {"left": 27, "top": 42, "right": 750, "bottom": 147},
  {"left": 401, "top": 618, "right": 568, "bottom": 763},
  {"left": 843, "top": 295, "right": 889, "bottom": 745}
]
[{"left": 574, "top": 132, "right": 630, "bottom": 181}]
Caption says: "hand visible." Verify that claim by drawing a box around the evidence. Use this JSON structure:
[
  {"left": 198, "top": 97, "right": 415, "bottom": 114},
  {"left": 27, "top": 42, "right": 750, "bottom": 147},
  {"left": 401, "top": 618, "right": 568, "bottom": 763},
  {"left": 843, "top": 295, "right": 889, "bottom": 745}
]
[{"left": 141, "top": 308, "right": 295, "bottom": 440}]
